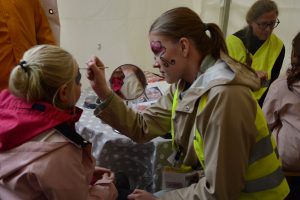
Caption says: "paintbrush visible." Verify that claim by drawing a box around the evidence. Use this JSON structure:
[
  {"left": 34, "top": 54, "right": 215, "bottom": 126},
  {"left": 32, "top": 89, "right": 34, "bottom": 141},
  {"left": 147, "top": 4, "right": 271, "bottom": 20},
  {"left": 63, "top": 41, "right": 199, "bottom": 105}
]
[{"left": 79, "top": 66, "right": 109, "bottom": 69}]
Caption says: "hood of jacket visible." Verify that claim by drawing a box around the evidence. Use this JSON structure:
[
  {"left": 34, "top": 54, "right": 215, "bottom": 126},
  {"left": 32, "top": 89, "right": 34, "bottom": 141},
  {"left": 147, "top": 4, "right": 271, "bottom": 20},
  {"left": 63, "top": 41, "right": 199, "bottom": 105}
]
[
  {"left": 0, "top": 133, "right": 68, "bottom": 179},
  {"left": 0, "top": 89, "right": 82, "bottom": 151},
  {"left": 178, "top": 52, "right": 261, "bottom": 98}
]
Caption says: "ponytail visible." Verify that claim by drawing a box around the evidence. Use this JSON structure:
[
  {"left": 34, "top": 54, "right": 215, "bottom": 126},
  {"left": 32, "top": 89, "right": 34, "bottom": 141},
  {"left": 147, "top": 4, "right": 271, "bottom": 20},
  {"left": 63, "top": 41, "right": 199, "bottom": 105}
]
[{"left": 206, "top": 23, "right": 228, "bottom": 59}]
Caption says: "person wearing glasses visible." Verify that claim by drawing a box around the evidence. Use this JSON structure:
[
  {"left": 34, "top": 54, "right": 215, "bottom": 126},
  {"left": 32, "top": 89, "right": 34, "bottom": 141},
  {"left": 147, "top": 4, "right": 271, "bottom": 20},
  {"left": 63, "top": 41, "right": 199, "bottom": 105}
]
[{"left": 226, "top": 0, "right": 285, "bottom": 106}]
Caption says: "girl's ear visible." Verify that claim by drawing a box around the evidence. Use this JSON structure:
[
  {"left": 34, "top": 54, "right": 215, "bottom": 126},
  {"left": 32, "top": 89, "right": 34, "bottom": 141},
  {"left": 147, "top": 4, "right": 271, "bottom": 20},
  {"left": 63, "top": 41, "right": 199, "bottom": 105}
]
[
  {"left": 179, "top": 37, "right": 190, "bottom": 57},
  {"left": 58, "top": 84, "right": 69, "bottom": 104}
]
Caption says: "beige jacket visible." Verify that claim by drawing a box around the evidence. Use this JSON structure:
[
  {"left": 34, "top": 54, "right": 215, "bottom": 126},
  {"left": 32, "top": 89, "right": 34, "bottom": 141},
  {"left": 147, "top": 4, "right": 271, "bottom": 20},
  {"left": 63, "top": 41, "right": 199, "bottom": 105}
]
[
  {"left": 95, "top": 53, "right": 261, "bottom": 199},
  {"left": 0, "top": 130, "right": 117, "bottom": 200}
]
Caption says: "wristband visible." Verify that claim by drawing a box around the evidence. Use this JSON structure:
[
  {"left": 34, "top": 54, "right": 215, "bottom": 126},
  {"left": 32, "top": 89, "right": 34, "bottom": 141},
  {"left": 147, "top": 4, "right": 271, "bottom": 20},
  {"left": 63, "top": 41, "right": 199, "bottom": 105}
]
[{"left": 97, "top": 91, "right": 114, "bottom": 110}]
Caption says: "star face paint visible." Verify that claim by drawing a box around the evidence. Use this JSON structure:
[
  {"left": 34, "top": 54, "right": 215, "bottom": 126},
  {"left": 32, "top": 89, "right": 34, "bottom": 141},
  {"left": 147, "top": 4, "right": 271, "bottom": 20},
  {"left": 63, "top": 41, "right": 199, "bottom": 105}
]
[{"left": 150, "top": 41, "right": 175, "bottom": 67}]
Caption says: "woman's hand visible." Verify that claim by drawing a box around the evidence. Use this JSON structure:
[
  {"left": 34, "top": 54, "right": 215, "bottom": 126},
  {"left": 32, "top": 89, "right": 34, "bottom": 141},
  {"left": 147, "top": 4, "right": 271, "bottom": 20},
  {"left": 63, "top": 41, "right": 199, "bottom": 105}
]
[
  {"left": 128, "top": 189, "right": 159, "bottom": 200},
  {"left": 86, "top": 55, "right": 112, "bottom": 100},
  {"left": 256, "top": 70, "right": 267, "bottom": 79},
  {"left": 256, "top": 70, "right": 269, "bottom": 87}
]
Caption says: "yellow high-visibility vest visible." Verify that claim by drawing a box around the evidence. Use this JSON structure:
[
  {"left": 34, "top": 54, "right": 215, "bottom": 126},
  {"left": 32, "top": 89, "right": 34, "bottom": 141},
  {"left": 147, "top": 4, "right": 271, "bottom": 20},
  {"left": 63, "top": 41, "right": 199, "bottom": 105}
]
[
  {"left": 171, "top": 87, "right": 289, "bottom": 199},
  {"left": 226, "top": 34, "right": 283, "bottom": 100}
]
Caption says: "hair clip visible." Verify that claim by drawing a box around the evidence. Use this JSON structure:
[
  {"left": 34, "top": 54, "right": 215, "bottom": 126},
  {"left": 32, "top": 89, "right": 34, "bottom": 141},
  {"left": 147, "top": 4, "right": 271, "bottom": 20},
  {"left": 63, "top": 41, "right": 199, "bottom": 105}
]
[{"left": 19, "top": 60, "right": 29, "bottom": 72}]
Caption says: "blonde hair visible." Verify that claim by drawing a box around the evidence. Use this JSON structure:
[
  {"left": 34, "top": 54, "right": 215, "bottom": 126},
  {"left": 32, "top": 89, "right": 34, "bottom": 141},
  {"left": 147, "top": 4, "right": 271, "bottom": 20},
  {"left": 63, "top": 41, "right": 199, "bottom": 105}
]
[{"left": 9, "top": 45, "right": 77, "bottom": 109}]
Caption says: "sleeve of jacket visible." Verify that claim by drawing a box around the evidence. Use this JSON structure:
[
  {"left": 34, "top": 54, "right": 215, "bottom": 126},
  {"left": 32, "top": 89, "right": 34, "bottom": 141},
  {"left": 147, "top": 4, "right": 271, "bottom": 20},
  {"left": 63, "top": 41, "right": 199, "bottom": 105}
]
[
  {"left": 262, "top": 79, "right": 281, "bottom": 131},
  {"left": 94, "top": 84, "right": 176, "bottom": 143},
  {"left": 34, "top": 0, "right": 56, "bottom": 45},
  {"left": 161, "top": 85, "right": 258, "bottom": 200}
]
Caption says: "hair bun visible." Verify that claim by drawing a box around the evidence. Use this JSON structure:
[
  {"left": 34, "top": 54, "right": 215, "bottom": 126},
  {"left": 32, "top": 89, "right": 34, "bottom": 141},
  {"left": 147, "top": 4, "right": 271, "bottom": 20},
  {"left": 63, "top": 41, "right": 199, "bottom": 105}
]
[{"left": 19, "top": 60, "right": 29, "bottom": 72}]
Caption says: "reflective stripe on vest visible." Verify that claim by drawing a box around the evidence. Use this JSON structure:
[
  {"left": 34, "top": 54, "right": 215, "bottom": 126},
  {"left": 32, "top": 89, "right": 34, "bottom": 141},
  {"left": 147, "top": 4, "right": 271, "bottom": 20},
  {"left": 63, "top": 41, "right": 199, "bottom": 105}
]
[
  {"left": 171, "top": 87, "right": 179, "bottom": 149},
  {"left": 190, "top": 89, "right": 289, "bottom": 198},
  {"left": 226, "top": 34, "right": 283, "bottom": 100}
]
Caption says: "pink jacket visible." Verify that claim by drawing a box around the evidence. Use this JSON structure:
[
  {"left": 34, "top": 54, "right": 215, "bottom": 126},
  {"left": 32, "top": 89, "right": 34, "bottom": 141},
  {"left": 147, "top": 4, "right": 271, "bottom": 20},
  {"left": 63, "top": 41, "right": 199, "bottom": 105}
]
[
  {"left": 0, "top": 90, "right": 117, "bottom": 200},
  {"left": 263, "top": 75, "right": 300, "bottom": 171}
]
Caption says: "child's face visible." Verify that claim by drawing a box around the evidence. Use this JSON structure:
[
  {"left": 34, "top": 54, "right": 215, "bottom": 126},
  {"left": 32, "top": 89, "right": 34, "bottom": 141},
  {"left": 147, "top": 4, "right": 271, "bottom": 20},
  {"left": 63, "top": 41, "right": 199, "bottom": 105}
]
[
  {"left": 63, "top": 62, "right": 82, "bottom": 108},
  {"left": 73, "top": 63, "right": 82, "bottom": 105}
]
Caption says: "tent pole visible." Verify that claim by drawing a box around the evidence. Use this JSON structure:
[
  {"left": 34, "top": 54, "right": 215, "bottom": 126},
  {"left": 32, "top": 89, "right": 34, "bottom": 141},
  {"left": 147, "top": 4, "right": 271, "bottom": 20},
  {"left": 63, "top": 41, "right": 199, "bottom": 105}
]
[{"left": 219, "top": 0, "right": 231, "bottom": 37}]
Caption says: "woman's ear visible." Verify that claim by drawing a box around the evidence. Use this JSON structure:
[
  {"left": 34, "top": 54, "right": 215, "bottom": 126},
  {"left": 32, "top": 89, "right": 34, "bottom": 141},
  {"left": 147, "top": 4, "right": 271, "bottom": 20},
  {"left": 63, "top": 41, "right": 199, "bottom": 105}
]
[
  {"left": 179, "top": 37, "right": 190, "bottom": 57},
  {"left": 58, "top": 84, "right": 69, "bottom": 104}
]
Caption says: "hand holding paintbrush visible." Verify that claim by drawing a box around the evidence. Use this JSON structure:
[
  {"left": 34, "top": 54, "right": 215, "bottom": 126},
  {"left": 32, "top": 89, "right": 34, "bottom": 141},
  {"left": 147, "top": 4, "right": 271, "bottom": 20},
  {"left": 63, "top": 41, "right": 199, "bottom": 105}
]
[{"left": 86, "top": 55, "right": 112, "bottom": 101}]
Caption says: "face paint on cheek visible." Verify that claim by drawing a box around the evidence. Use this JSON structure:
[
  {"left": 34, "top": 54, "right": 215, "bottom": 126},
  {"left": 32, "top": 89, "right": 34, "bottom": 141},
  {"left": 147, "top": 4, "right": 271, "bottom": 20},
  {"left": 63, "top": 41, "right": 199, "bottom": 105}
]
[
  {"left": 160, "top": 56, "right": 176, "bottom": 68},
  {"left": 150, "top": 41, "right": 176, "bottom": 68}
]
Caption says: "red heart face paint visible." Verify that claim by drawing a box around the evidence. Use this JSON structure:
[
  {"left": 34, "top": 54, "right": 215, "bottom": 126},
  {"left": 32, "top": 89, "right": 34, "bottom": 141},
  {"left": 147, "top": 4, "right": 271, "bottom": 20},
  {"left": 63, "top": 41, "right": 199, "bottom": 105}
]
[
  {"left": 150, "top": 41, "right": 175, "bottom": 67},
  {"left": 150, "top": 41, "right": 166, "bottom": 56}
]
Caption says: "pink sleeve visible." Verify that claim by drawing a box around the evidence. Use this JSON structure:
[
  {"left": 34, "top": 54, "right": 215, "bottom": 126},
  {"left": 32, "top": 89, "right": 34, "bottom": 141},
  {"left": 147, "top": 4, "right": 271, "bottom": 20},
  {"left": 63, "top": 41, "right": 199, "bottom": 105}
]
[{"left": 262, "top": 81, "right": 281, "bottom": 131}]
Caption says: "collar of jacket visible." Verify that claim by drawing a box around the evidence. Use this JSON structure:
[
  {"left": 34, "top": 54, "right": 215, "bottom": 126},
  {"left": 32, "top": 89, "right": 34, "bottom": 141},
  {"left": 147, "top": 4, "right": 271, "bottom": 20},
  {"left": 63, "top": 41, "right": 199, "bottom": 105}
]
[{"left": 174, "top": 52, "right": 260, "bottom": 113}]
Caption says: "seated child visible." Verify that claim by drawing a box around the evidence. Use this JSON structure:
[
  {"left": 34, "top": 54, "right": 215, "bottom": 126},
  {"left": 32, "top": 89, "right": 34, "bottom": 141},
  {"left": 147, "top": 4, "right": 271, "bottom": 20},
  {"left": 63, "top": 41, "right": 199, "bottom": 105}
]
[{"left": 0, "top": 45, "right": 123, "bottom": 200}]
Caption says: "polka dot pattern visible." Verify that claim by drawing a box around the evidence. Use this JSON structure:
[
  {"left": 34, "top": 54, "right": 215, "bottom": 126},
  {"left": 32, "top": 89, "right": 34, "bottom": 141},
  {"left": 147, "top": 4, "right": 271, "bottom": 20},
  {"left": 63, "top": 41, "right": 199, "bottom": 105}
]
[{"left": 75, "top": 88, "right": 173, "bottom": 192}]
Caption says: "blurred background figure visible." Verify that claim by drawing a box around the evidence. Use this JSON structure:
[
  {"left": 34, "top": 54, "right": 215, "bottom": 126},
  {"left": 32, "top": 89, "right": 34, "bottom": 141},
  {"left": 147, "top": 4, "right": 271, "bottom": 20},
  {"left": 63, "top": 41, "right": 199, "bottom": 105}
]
[
  {"left": 263, "top": 32, "right": 300, "bottom": 200},
  {"left": 119, "top": 65, "right": 147, "bottom": 100},
  {"left": 0, "top": 0, "right": 56, "bottom": 91},
  {"left": 226, "top": 0, "right": 285, "bottom": 106},
  {"left": 110, "top": 67, "right": 126, "bottom": 99},
  {"left": 39, "top": 0, "right": 60, "bottom": 44}
]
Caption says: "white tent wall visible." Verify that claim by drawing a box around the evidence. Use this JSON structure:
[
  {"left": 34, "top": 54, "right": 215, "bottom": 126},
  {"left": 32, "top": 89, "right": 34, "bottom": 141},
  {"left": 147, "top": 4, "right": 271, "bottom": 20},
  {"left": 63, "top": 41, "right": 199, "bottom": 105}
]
[
  {"left": 57, "top": 0, "right": 299, "bottom": 89},
  {"left": 57, "top": 0, "right": 219, "bottom": 89}
]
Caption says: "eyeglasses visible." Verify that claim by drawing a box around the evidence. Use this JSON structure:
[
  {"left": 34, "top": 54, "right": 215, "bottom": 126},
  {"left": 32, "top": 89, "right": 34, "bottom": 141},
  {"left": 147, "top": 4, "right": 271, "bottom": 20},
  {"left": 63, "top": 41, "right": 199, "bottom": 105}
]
[{"left": 256, "top": 18, "right": 280, "bottom": 30}]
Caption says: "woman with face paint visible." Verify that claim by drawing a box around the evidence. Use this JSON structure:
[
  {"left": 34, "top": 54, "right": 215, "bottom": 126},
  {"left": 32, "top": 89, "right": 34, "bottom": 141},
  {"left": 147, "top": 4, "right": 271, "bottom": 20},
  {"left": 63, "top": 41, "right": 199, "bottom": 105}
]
[
  {"left": 226, "top": 0, "right": 285, "bottom": 107},
  {"left": 87, "top": 7, "right": 289, "bottom": 200}
]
